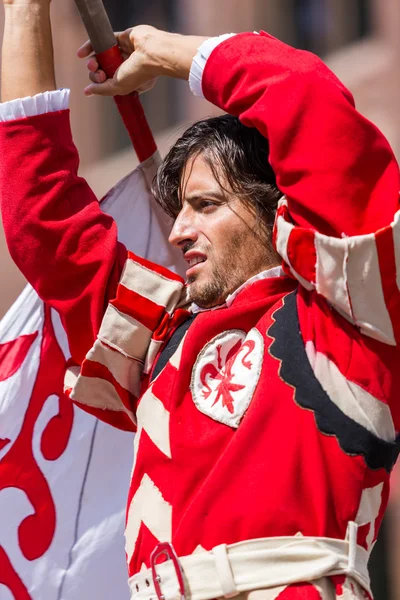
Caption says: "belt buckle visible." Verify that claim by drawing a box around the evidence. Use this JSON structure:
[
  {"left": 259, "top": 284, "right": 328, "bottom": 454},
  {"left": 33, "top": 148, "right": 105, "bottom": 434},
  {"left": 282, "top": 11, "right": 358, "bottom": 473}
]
[{"left": 150, "top": 542, "right": 186, "bottom": 600}]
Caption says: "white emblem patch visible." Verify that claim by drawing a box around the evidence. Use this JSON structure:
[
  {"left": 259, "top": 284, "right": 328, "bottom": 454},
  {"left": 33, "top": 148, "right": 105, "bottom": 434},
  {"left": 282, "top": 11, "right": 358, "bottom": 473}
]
[{"left": 190, "top": 328, "right": 264, "bottom": 428}]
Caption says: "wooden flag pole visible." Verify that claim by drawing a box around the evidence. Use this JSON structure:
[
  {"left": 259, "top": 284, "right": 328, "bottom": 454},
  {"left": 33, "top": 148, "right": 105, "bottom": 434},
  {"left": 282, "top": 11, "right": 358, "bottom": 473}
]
[{"left": 73, "top": 0, "right": 157, "bottom": 163}]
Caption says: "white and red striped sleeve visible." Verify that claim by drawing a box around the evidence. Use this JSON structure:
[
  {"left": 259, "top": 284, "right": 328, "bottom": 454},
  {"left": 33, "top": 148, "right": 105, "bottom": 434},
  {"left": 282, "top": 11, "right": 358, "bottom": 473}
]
[
  {"left": 64, "top": 252, "right": 189, "bottom": 431},
  {"left": 274, "top": 197, "right": 400, "bottom": 345},
  {"left": 199, "top": 32, "right": 400, "bottom": 345}
]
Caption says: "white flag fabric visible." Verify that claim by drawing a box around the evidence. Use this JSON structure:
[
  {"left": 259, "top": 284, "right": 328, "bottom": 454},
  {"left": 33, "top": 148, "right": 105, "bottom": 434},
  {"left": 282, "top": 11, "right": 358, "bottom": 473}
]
[{"left": 0, "top": 155, "right": 186, "bottom": 600}]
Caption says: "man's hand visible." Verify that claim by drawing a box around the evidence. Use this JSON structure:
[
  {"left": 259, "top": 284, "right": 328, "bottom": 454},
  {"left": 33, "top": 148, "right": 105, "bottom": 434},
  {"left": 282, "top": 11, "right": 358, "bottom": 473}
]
[{"left": 77, "top": 26, "right": 207, "bottom": 97}]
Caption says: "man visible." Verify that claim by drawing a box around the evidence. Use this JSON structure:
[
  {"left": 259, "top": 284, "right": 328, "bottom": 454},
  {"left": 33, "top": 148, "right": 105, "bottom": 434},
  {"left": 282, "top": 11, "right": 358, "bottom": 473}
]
[{"left": 1, "top": 0, "right": 400, "bottom": 598}]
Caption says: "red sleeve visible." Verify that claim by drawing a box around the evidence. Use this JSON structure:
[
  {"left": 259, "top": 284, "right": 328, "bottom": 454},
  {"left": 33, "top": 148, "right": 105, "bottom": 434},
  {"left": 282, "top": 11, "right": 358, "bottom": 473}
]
[
  {"left": 0, "top": 109, "right": 127, "bottom": 364},
  {"left": 202, "top": 32, "right": 400, "bottom": 237}
]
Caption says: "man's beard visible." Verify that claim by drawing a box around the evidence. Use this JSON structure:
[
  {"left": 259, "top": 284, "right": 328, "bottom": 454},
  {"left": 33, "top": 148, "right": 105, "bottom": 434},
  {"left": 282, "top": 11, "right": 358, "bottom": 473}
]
[
  {"left": 188, "top": 262, "right": 231, "bottom": 308},
  {"left": 187, "top": 233, "right": 271, "bottom": 309}
]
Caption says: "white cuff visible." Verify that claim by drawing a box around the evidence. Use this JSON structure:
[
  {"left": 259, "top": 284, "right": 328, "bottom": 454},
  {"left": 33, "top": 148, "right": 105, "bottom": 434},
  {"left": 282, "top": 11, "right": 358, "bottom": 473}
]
[
  {"left": 189, "top": 34, "right": 236, "bottom": 98},
  {"left": 0, "top": 89, "right": 70, "bottom": 122}
]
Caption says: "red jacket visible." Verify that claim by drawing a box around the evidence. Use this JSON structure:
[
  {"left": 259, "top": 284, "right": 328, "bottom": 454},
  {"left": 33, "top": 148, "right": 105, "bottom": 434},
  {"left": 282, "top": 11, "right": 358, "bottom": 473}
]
[{"left": 1, "top": 32, "right": 400, "bottom": 599}]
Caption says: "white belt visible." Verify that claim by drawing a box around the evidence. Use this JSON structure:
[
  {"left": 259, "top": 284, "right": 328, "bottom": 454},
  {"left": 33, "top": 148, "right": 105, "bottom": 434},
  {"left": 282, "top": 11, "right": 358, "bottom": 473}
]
[{"left": 128, "top": 523, "right": 371, "bottom": 600}]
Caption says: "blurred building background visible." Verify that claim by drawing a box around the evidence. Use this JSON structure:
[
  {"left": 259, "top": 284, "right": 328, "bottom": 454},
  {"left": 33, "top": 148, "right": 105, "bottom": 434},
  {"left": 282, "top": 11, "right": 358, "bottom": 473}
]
[{"left": 0, "top": 0, "right": 399, "bottom": 597}]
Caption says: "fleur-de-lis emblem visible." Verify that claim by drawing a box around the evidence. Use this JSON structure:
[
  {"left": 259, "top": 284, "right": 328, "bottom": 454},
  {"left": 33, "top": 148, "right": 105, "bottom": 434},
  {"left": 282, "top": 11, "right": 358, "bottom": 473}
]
[
  {"left": 191, "top": 329, "right": 264, "bottom": 428},
  {"left": 200, "top": 340, "right": 246, "bottom": 413}
]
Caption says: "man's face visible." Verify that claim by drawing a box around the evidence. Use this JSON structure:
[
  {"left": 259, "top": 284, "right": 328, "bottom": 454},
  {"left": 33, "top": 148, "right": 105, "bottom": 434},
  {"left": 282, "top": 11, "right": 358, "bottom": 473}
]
[{"left": 168, "top": 154, "right": 277, "bottom": 308}]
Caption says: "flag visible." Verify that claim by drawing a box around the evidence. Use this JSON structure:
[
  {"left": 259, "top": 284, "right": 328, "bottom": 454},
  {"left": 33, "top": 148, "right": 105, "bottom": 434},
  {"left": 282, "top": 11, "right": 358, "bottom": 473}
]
[{"left": 0, "top": 155, "right": 186, "bottom": 600}]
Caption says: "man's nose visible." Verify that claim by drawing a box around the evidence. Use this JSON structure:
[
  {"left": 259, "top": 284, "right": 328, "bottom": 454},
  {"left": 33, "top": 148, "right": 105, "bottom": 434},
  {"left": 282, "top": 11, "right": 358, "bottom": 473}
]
[{"left": 168, "top": 210, "right": 198, "bottom": 248}]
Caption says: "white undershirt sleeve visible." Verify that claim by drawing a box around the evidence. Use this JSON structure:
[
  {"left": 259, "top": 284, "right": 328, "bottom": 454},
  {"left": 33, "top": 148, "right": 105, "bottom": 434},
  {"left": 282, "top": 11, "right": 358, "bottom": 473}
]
[
  {"left": 0, "top": 89, "right": 70, "bottom": 122},
  {"left": 189, "top": 33, "right": 236, "bottom": 98}
]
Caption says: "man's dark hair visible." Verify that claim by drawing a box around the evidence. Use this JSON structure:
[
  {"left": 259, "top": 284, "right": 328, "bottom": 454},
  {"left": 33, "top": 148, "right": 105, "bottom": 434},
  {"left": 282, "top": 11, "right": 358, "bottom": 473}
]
[{"left": 152, "top": 114, "right": 283, "bottom": 234}]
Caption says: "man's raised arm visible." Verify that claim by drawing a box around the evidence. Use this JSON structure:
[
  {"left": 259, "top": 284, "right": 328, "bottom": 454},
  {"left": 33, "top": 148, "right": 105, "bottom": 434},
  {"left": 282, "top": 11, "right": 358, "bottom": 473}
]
[
  {"left": 0, "top": 0, "right": 126, "bottom": 365},
  {"left": 84, "top": 27, "right": 400, "bottom": 344},
  {"left": 84, "top": 28, "right": 400, "bottom": 238},
  {"left": 1, "top": 0, "right": 55, "bottom": 99}
]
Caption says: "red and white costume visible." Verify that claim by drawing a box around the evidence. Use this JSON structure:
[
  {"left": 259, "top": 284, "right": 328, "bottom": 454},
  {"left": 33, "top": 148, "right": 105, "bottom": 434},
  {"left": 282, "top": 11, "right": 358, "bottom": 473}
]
[{"left": 1, "top": 32, "right": 400, "bottom": 600}]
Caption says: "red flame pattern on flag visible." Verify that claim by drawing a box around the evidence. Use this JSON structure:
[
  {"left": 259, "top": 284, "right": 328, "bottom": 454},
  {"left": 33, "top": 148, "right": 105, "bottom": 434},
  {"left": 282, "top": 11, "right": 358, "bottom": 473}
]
[
  {"left": 0, "top": 305, "right": 74, "bottom": 599},
  {"left": 0, "top": 332, "right": 39, "bottom": 383}
]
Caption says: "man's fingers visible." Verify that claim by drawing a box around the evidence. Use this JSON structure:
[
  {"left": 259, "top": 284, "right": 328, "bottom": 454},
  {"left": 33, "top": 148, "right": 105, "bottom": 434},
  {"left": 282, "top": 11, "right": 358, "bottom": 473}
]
[
  {"left": 84, "top": 78, "right": 123, "bottom": 97},
  {"left": 88, "top": 70, "right": 107, "bottom": 84},
  {"left": 115, "top": 29, "right": 134, "bottom": 55},
  {"left": 82, "top": 42, "right": 158, "bottom": 97},
  {"left": 77, "top": 40, "right": 94, "bottom": 58},
  {"left": 87, "top": 57, "right": 99, "bottom": 73}
]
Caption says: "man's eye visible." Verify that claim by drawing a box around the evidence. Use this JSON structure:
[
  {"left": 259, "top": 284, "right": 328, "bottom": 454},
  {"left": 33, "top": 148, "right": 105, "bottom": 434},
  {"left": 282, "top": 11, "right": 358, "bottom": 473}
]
[{"left": 198, "top": 200, "right": 216, "bottom": 210}]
